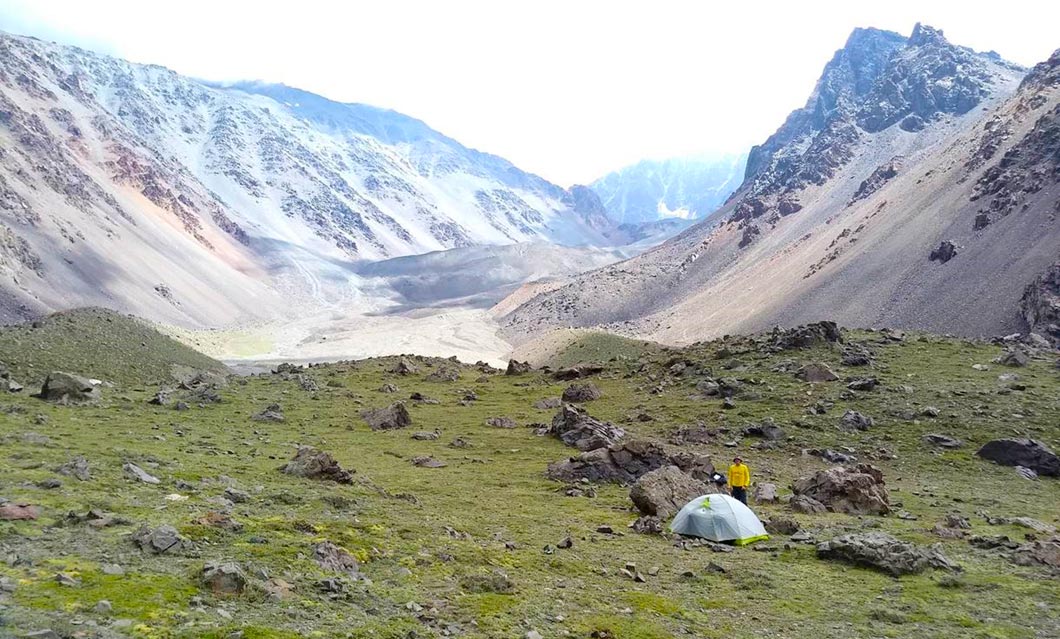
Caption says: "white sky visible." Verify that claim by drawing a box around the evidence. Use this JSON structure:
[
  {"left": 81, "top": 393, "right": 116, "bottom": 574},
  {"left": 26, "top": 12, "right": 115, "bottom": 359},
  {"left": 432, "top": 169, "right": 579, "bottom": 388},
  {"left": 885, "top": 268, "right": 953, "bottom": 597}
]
[{"left": 0, "top": 0, "right": 1056, "bottom": 185}]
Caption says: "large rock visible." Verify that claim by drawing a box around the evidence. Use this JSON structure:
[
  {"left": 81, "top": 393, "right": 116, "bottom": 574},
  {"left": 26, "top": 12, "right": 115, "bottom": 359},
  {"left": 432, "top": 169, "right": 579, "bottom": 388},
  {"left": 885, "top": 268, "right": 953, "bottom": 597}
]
[
  {"left": 742, "top": 419, "right": 786, "bottom": 441},
  {"left": 361, "top": 402, "right": 412, "bottom": 431},
  {"left": 816, "top": 532, "right": 957, "bottom": 576},
  {"left": 0, "top": 362, "right": 22, "bottom": 393},
  {"left": 923, "top": 433, "right": 962, "bottom": 449},
  {"left": 548, "top": 404, "right": 625, "bottom": 451},
  {"left": 252, "top": 403, "right": 285, "bottom": 422},
  {"left": 629, "top": 466, "right": 715, "bottom": 518},
  {"left": 312, "top": 541, "right": 360, "bottom": 576},
  {"left": 770, "top": 321, "right": 843, "bottom": 351},
  {"left": 1011, "top": 539, "right": 1060, "bottom": 569},
  {"left": 753, "top": 483, "right": 779, "bottom": 503},
  {"left": 505, "top": 360, "right": 533, "bottom": 375},
  {"left": 547, "top": 439, "right": 713, "bottom": 485},
  {"left": 552, "top": 365, "right": 604, "bottom": 381},
  {"left": 790, "top": 495, "right": 828, "bottom": 514},
  {"left": 838, "top": 410, "right": 874, "bottom": 431},
  {"left": 796, "top": 362, "right": 839, "bottom": 382},
  {"left": 976, "top": 439, "right": 1059, "bottom": 476},
  {"left": 130, "top": 524, "right": 185, "bottom": 554},
  {"left": 792, "top": 464, "right": 890, "bottom": 515},
  {"left": 201, "top": 561, "right": 247, "bottom": 595},
  {"left": 37, "top": 371, "right": 100, "bottom": 404},
  {"left": 561, "top": 383, "right": 603, "bottom": 403},
  {"left": 390, "top": 359, "right": 418, "bottom": 376},
  {"left": 279, "top": 447, "right": 355, "bottom": 484}
]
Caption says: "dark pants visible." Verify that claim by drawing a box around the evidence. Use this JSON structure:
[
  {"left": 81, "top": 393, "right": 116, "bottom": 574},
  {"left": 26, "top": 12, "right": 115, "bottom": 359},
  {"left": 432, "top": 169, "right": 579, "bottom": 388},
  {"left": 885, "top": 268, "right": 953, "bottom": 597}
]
[{"left": 732, "top": 487, "right": 747, "bottom": 505}]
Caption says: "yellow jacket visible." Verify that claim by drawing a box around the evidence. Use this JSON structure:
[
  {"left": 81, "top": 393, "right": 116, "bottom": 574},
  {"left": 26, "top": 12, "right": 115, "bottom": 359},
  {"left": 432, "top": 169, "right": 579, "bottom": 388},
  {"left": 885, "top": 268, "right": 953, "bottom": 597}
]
[{"left": 728, "top": 463, "right": 750, "bottom": 488}]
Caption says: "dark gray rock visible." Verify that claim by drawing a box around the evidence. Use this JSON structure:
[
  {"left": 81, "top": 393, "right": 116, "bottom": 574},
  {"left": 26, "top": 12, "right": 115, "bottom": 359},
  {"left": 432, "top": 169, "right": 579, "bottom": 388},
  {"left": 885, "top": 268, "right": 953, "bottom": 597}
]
[
  {"left": 37, "top": 371, "right": 99, "bottom": 404},
  {"left": 976, "top": 439, "right": 1059, "bottom": 476},
  {"left": 561, "top": 383, "right": 603, "bottom": 403},
  {"left": 362, "top": 402, "right": 412, "bottom": 430},
  {"left": 547, "top": 404, "right": 625, "bottom": 451}
]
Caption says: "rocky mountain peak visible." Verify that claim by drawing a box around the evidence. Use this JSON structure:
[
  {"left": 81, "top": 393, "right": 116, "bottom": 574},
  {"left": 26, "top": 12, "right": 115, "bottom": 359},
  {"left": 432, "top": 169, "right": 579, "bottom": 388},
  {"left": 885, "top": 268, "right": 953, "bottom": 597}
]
[{"left": 907, "top": 22, "right": 947, "bottom": 48}]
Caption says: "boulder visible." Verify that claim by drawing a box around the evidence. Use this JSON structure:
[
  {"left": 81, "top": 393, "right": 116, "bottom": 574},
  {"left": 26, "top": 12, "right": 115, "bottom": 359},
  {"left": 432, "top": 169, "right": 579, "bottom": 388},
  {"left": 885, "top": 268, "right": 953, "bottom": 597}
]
[
  {"left": 839, "top": 410, "right": 874, "bottom": 431},
  {"left": 37, "top": 371, "right": 100, "bottom": 404},
  {"left": 929, "top": 240, "right": 958, "bottom": 263},
  {"left": 923, "top": 433, "right": 962, "bottom": 449},
  {"left": 547, "top": 439, "right": 713, "bottom": 485},
  {"left": 201, "top": 561, "right": 247, "bottom": 595},
  {"left": 56, "top": 455, "right": 91, "bottom": 481},
  {"left": 279, "top": 447, "right": 354, "bottom": 484},
  {"left": 411, "top": 456, "right": 447, "bottom": 468},
  {"left": 485, "top": 416, "right": 517, "bottom": 429},
  {"left": 390, "top": 359, "right": 418, "bottom": 376},
  {"left": 976, "top": 439, "right": 1059, "bottom": 476},
  {"left": 0, "top": 503, "right": 40, "bottom": 520},
  {"left": 805, "top": 448, "right": 857, "bottom": 464},
  {"left": 561, "top": 383, "right": 603, "bottom": 403},
  {"left": 378, "top": 383, "right": 399, "bottom": 393},
  {"left": 1011, "top": 539, "right": 1060, "bottom": 569},
  {"left": 506, "top": 360, "right": 533, "bottom": 375},
  {"left": 753, "top": 482, "right": 779, "bottom": 503},
  {"left": 846, "top": 377, "right": 878, "bottom": 391},
  {"left": 252, "top": 403, "right": 285, "bottom": 422},
  {"left": 996, "top": 348, "right": 1030, "bottom": 367},
  {"left": 816, "top": 532, "right": 958, "bottom": 576},
  {"left": 742, "top": 419, "right": 786, "bottom": 441},
  {"left": 312, "top": 541, "right": 360, "bottom": 576},
  {"left": 552, "top": 365, "right": 604, "bottom": 381},
  {"left": 797, "top": 362, "right": 839, "bottom": 382},
  {"left": 362, "top": 402, "right": 412, "bottom": 431},
  {"left": 425, "top": 367, "right": 460, "bottom": 382},
  {"left": 411, "top": 430, "right": 440, "bottom": 441},
  {"left": 533, "top": 397, "right": 562, "bottom": 410},
  {"left": 792, "top": 464, "right": 890, "bottom": 515},
  {"left": 123, "top": 462, "right": 160, "bottom": 484},
  {"left": 765, "top": 516, "right": 800, "bottom": 535},
  {"left": 130, "top": 524, "right": 185, "bottom": 554},
  {"left": 790, "top": 495, "right": 828, "bottom": 514},
  {"left": 629, "top": 465, "right": 715, "bottom": 518},
  {"left": 770, "top": 321, "right": 843, "bottom": 351},
  {"left": 548, "top": 404, "right": 625, "bottom": 451}
]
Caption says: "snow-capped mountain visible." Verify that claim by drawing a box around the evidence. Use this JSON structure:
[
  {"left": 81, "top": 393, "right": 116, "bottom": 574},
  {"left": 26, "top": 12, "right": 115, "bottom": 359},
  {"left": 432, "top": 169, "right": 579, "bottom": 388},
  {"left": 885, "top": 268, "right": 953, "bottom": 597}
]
[
  {"left": 591, "top": 153, "right": 747, "bottom": 224},
  {"left": 0, "top": 32, "right": 615, "bottom": 325}
]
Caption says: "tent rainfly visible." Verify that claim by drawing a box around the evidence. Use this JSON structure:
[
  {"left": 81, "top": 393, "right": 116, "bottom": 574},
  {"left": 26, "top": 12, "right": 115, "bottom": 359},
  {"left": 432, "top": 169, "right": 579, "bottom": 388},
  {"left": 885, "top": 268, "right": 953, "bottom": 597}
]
[{"left": 670, "top": 493, "right": 769, "bottom": 545}]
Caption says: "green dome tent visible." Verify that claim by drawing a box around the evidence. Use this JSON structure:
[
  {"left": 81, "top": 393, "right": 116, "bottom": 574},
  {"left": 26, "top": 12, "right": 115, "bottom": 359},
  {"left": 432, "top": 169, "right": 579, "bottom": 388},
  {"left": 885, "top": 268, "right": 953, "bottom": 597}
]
[{"left": 670, "top": 493, "right": 769, "bottom": 545}]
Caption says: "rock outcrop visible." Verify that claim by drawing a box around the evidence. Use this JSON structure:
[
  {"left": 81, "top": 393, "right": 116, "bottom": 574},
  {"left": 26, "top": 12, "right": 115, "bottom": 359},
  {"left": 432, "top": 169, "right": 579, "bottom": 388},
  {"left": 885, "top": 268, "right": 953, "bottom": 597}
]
[
  {"left": 629, "top": 465, "right": 715, "bottom": 518},
  {"left": 792, "top": 464, "right": 890, "bottom": 515},
  {"left": 279, "top": 447, "right": 355, "bottom": 484},
  {"left": 547, "top": 404, "right": 625, "bottom": 451},
  {"left": 816, "top": 532, "right": 958, "bottom": 576}
]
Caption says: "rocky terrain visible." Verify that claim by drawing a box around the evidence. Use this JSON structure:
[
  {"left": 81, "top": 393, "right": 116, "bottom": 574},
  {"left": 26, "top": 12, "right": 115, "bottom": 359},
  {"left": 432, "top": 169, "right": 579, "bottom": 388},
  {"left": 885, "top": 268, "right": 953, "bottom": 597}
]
[
  {"left": 0, "top": 313, "right": 1056, "bottom": 638},
  {"left": 590, "top": 153, "right": 748, "bottom": 224},
  {"left": 0, "top": 32, "right": 624, "bottom": 327},
  {"left": 502, "top": 26, "right": 1060, "bottom": 346}
]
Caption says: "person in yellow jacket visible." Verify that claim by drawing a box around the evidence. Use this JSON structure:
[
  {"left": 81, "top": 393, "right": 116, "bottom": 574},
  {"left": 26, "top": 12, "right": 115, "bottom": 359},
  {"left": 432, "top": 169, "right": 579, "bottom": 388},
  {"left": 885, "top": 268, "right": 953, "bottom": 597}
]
[{"left": 728, "top": 457, "right": 751, "bottom": 505}]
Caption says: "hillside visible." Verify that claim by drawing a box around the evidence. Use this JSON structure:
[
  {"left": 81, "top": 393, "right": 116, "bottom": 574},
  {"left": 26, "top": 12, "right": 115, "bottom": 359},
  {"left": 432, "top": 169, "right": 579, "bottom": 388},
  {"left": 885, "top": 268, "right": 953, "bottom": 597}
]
[
  {"left": 0, "top": 307, "right": 227, "bottom": 386},
  {"left": 0, "top": 322, "right": 1056, "bottom": 637},
  {"left": 591, "top": 153, "right": 748, "bottom": 224},
  {"left": 0, "top": 32, "right": 617, "bottom": 327},
  {"left": 502, "top": 26, "right": 1059, "bottom": 346}
]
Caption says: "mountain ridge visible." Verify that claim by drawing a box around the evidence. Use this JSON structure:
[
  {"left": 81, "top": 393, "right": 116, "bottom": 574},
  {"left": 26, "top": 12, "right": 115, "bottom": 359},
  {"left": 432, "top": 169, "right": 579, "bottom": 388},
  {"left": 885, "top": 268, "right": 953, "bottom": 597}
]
[{"left": 501, "top": 25, "right": 1057, "bottom": 346}]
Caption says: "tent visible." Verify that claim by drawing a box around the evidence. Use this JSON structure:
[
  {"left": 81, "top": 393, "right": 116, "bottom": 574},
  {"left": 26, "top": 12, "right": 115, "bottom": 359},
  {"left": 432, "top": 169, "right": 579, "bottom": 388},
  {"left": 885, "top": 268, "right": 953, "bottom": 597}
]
[{"left": 670, "top": 493, "right": 769, "bottom": 545}]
